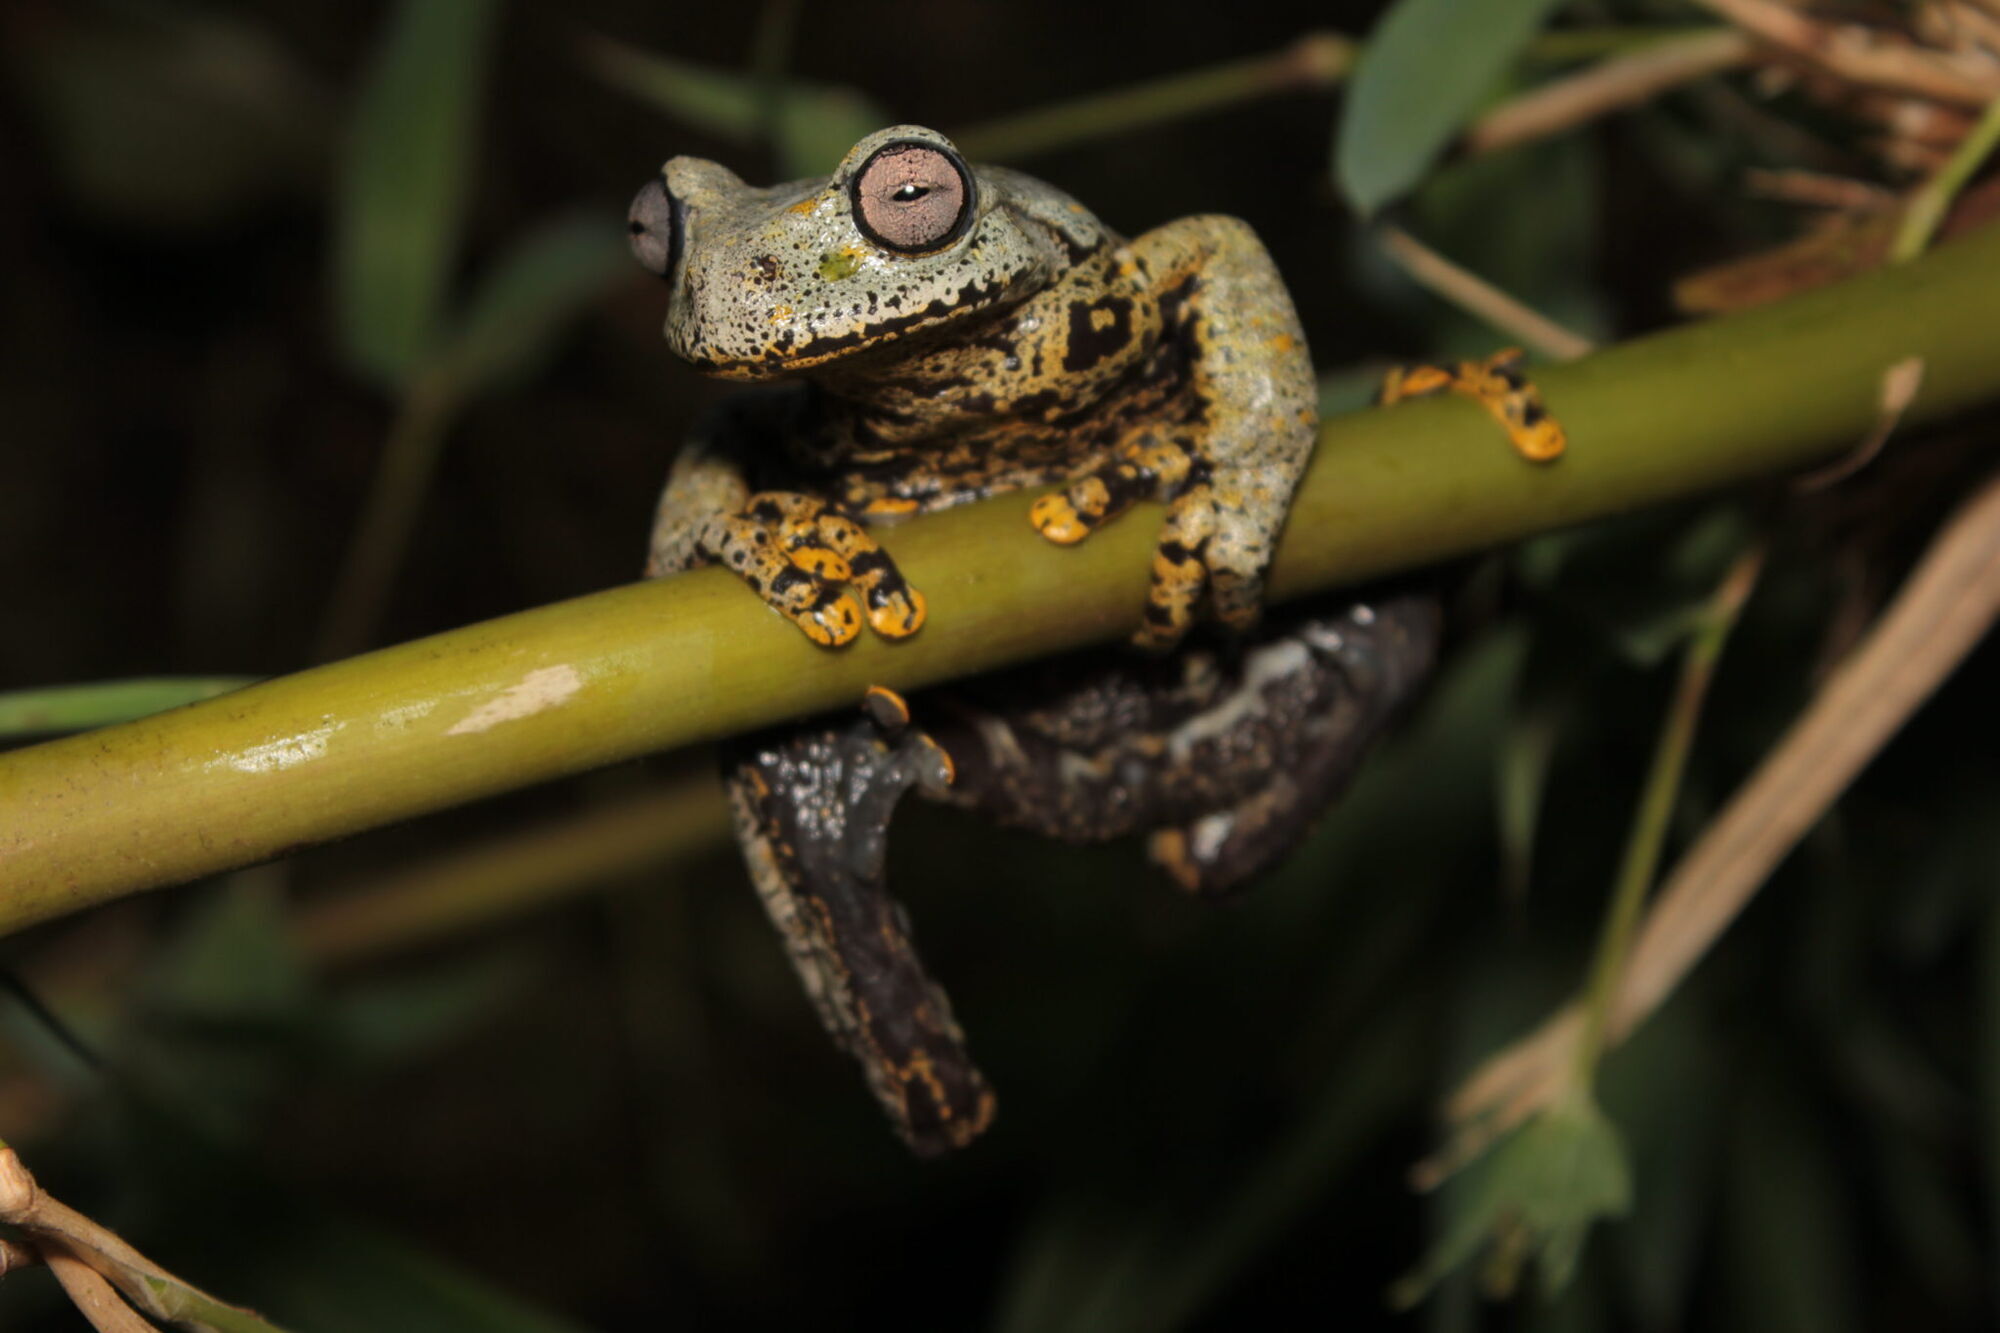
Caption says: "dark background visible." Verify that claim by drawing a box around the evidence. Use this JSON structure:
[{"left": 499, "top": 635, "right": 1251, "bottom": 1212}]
[{"left": 1, "top": 1, "right": 1996, "bottom": 1329}]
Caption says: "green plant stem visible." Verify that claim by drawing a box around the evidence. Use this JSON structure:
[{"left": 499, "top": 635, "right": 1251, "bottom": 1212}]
[
  {"left": 1572, "top": 544, "right": 1764, "bottom": 1085},
  {"left": 952, "top": 32, "right": 1354, "bottom": 162},
  {"left": 293, "top": 770, "right": 728, "bottom": 965},
  {"left": 3, "top": 224, "right": 2000, "bottom": 939},
  {"left": 1892, "top": 92, "right": 2000, "bottom": 263},
  {"left": 748, "top": 0, "right": 801, "bottom": 150},
  {"left": 314, "top": 367, "right": 458, "bottom": 661}
]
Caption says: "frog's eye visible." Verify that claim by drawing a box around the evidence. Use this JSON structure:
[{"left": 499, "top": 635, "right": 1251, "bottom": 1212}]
[
  {"left": 851, "top": 142, "right": 972, "bottom": 255},
  {"left": 628, "top": 177, "right": 681, "bottom": 279}
]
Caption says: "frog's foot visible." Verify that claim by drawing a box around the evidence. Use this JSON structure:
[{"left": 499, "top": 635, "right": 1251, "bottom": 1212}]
[
  {"left": 701, "top": 492, "right": 926, "bottom": 646},
  {"left": 724, "top": 702, "right": 988, "bottom": 1156},
  {"left": 1030, "top": 434, "right": 1195, "bottom": 547},
  {"left": 1377, "top": 348, "right": 1566, "bottom": 463},
  {"left": 1144, "top": 592, "right": 1443, "bottom": 895},
  {"left": 1127, "top": 468, "right": 1280, "bottom": 652}
]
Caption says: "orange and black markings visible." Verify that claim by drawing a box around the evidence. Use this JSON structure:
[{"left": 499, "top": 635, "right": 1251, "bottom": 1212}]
[
  {"left": 701, "top": 491, "right": 925, "bottom": 646},
  {"left": 1376, "top": 348, "right": 1567, "bottom": 463}
]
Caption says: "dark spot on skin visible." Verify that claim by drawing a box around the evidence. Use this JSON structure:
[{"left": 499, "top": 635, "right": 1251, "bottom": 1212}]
[
  {"left": 1519, "top": 400, "right": 1546, "bottom": 426},
  {"left": 753, "top": 255, "right": 781, "bottom": 280},
  {"left": 1062, "top": 297, "right": 1134, "bottom": 375}
]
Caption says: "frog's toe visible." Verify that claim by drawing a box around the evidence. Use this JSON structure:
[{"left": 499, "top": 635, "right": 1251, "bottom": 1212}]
[
  {"left": 796, "top": 591, "right": 866, "bottom": 646},
  {"left": 1030, "top": 491, "right": 1098, "bottom": 545},
  {"left": 785, "top": 542, "right": 853, "bottom": 581},
  {"left": 843, "top": 542, "right": 927, "bottom": 639}
]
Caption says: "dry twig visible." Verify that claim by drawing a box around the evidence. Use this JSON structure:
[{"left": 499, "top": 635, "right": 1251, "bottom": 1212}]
[
  {"left": 1694, "top": 0, "right": 2000, "bottom": 107},
  {"left": 0, "top": 1148, "right": 285, "bottom": 1332},
  {"left": 1428, "top": 462, "right": 2000, "bottom": 1172},
  {"left": 1466, "top": 29, "right": 1757, "bottom": 156},
  {"left": 1376, "top": 226, "right": 1597, "bottom": 361}
]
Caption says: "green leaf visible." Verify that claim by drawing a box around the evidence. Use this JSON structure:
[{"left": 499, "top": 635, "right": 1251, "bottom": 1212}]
[
  {"left": 334, "top": 0, "right": 500, "bottom": 387},
  {"left": 7, "top": 6, "right": 324, "bottom": 230},
  {"left": 320, "top": 951, "right": 537, "bottom": 1072},
  {"left": 1336, "top": 0, "right": 1569, "bottom": 215},
  {"left": 0, "top": 677, "right": 255, "bottom": 736},
  {"left": 1395, "top": 1090, "right": 1633, "bottom": 1306},
  {"left": 148, "top": 873, "right": 308, "bottom": 1026},
  {"left": 583, "top": 35, "right": 887, "bottom": 177},
  {"left": 439, "top": 214, "right": 629, "bottom": 398}
]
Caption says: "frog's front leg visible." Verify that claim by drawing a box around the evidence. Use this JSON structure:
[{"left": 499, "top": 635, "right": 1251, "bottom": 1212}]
[
  {"left": 1032, "top": 216, "right": 1317, "bottom": 650},
  {"left": 646, "top": 395, "right": 926, "bottom": 646},
  {"left": 723, "top": 702, "right": 994, "bottom": 1155},
  {"left": 1377, "top": 348, "right": 1567, "bottom": 463}
]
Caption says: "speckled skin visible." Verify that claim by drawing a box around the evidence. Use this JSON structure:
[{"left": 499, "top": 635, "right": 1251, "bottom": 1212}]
[{"left": 635, "top": 128, "right": 1438, "bottom": 1153}]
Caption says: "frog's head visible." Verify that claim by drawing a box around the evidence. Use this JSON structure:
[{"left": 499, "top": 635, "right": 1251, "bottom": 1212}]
[{"left": 629, "top": 126, "right": 1097, "bottom": 378}]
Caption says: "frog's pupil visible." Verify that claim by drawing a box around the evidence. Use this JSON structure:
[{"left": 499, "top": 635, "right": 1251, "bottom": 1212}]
[{"left": 893, "top": 185, "right": 928, "bottom": 202}]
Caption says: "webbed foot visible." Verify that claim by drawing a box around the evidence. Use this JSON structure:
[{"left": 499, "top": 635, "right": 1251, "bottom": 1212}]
[{"left": 703, "top": 492, "right": 926, "bottom": 646}]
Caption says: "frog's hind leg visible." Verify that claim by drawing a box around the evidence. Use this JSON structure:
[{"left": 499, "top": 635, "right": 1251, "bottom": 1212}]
[
  {"left": 722, "top": 709, "right": 994, "bottom": 1155},
  {"left": 1142, "top": 594, "right": 1441, "bottom": 895},
  {"left": 935, "top": 591, "right": 1442, "bottom": 896}
]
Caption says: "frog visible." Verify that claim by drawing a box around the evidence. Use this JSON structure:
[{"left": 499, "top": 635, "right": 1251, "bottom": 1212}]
[{"left": 629, "top": 126, "right": 1560, "bottom": 1155}]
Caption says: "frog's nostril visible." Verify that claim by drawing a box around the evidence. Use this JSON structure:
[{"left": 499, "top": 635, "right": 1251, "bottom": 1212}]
[{"left": 628, "top": 177, "right": 681, "bottom": 278}]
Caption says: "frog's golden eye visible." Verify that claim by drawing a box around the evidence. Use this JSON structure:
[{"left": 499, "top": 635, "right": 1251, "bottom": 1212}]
[
  {"left": 851, "top": 141, "right": 972, "bottom": 255},
  {"left": 628, "top": 177, "right": 681, "bottom": 278}
]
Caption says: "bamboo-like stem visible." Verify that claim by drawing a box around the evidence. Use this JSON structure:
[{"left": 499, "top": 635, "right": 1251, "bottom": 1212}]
[{"left": 2, "top": 225, "right": 2000, "bottom": 939}]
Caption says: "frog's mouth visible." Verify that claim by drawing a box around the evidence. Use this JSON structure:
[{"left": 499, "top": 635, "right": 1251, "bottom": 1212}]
[{"left": 676, "top": 272, "right": 1033, "bottom": 380}]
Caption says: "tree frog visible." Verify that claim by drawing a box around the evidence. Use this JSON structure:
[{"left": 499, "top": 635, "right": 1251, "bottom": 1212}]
[{"left": 630, "top": 126, "right": 1559, "bottom": 1154}]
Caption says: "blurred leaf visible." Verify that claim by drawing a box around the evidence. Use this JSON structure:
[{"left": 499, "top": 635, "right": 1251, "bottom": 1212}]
[
  {"left": 334, "top": 0, "right": 500, "bottom": 387},
  {"left": 0, "top": 677, "right": 255, "bottom": 736},
  {"left": 1985, "top": 897, "right": 2000, "bottom": 1295},
  {"left": 1599, "top": 999, "right": 1724, "bottom": 1333},
  {"left": 1723, "top": 1073, "right": 1860, "bottom": 1333},
  {"left": 235, "top": 1214, "right": 593, "bottom": 1333},
  {"left": 1497, "top": 703, "right": 1560, "bottom": 900},
  {"left": 1316, "top": 363, "right": 1388, "bottom": 418},
  {"left": 1409, "top": 135, "right": 1608, "bottom": 353},
  {"left": 134, "top": 871, "right": 311, "bottom": 1139},
  {"left": 1337, "top": 0, "right": 1568, "bottom": 215},
  {"left": 9, "top": 6, "right": 325, "bottom": 228},
  {"left": 320, "top": 950, "right": 538, "bottom": 1072},
  {"left": 583, "top": 34, "right": 887, "bottom": 177},
  {"left": 1395, "top": 1090, "right": 1632, "bottom": 1306},
  {"left": 149, "top": 873, "right": 308, "bottom": 1027},
  {"left": 440, "top": 215, "right": 630, "bottom": 397}
]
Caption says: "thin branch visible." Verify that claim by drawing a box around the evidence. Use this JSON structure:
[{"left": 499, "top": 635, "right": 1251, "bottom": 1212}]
[
  {"left": 1377, "top": 226, "right": 1598, "bottom": 361},
  {"left": 952, "top": 32, "right": 1354, "bottom": 162},
  {"left": 1693, "top": 0, "right": 2000, "bottom": 108},
  {"left": 1892, "top": 90, "right": 2000, "bottom": 261},
  {"left": 3, "top": 222, "right": 2000, "bottom": 940},
  {"left": 0, "top": 1148, "right": 289, "bottom": 1333},
  {"left": 294, "top": 770, "right": 729, "bottom": 965},
  {"left": 1464, "top": 28, "right": 1757, "bottom": 157},
  {"left": 42, "top": 1246, "right": 159, "bottom": 1333},
  {"left": 1573, "top": 542, "right": 1764, "bottom": 1084},
  {"left": 1433, "top": 463, "right": 2000, "bottom": 1162}
]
